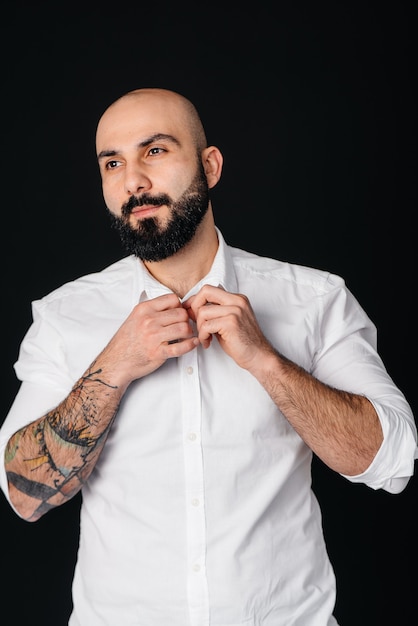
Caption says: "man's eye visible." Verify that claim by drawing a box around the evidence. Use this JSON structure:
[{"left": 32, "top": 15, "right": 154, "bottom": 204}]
[
  {"left": 148, "top": 147, "right": 165, "bottom": 156},
  {"left": 105, "top": 160, "right": 120, "bottom": 170}
]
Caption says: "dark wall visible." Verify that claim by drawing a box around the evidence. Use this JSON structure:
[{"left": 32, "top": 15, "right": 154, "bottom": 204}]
[{"left": 2, "top": 3, "right": 416, "bottom": 624}]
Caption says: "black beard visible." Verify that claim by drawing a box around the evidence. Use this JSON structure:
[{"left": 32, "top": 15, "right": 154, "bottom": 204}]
[{"left": 107, "top": 163, "right": 210, "bottom": 262}]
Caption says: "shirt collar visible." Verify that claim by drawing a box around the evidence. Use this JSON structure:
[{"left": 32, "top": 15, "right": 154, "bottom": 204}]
[{"left": 137, "top": 227, "right": 238, "bottom": 302}]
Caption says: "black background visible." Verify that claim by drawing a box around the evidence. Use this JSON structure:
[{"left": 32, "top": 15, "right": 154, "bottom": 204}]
[{"left": 1, "top": 2, "right": 417, "bottom": 624}]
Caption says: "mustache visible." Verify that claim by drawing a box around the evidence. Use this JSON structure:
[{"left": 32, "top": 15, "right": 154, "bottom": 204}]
[{"left": 121, "top": 193, "right": 172, "bottom": 218}]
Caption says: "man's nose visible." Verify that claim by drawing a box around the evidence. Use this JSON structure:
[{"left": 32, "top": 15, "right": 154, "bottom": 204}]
[{"left": 124, "top": 163, "right": 152, "bottom": 195}]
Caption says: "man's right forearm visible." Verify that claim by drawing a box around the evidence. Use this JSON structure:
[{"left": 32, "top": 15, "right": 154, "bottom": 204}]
[{"left": 4, "top": 362, "right": 122, "bottom": 522}]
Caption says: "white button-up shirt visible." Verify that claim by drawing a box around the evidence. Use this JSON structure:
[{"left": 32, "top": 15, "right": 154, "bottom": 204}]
[{"left": 0, "top": 228, "right": 416, "bottom": 626}]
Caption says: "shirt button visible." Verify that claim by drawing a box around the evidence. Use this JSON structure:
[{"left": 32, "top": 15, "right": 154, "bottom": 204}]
[
  {"left": 192, "top": 564, "right": 201, "bottom": 573},
  {"left": 188, "top": 432, "right": 197, "bottom": 442},
  {"left": 186, "top": 366, "right": 194, "bottom": 375},
  {"left": 191, "top": 498, "right": 200, "bottom": 507}
]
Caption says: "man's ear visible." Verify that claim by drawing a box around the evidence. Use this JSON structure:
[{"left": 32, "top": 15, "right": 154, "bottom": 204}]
[{"left": 201, "top": 146, "right": 223, "bottom": 189}]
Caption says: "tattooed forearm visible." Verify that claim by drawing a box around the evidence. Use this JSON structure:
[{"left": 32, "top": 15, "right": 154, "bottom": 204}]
[
  {"left": 47, "top": 367, "right": 117, "bottom": 446},
  {"left": 5, "top": 365, "right": 122, "bottom": 521}
]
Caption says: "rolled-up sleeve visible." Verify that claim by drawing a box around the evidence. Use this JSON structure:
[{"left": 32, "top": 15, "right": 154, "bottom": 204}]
[{"left": 311, "top": 277, "right": 417, "bottom": 493}]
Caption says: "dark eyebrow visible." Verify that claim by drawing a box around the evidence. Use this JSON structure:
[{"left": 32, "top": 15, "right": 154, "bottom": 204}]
[
  {"left": 139, "top": 133, "right": 181, "bottom": 148},
  {"left": 97, "top": 133, "right": 181, "bottom": 161}
]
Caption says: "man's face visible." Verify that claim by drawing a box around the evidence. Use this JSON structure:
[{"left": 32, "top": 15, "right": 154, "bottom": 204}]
[
  {"left": 107, "top": 160, "right": 210, "bottom": 261},
  {"left": 96, "top": 92, "right": 210, "bottom": 261}
]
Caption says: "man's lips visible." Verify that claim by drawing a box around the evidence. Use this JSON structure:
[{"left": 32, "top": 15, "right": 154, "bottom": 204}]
[{"left": 130, "top": 204, "right": 163, "bottom": 218}]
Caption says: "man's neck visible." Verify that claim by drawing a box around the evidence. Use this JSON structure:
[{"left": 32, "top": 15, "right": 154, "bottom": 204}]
[{"left": 142, "top": 211, "right": 219, "bottom": 298}]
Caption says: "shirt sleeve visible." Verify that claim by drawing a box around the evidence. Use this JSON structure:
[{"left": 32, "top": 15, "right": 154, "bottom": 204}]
[
  {"left": 312, "top": 276, "right": 417, "bottom": 493},
  {"left": 0, "top": 299, "right": 74, "bottom": 506}
]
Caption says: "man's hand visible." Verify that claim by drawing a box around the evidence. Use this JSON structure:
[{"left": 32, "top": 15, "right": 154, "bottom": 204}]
[
  {"left": 184, "top": 285, "right": 273, "bottom": 372},
  {"left": 101, "top": 293, "right": 199, "bottom": 388}
]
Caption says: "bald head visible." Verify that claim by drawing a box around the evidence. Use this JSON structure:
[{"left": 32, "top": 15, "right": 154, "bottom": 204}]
[
  {"left": 96, "top": 88, "right": 208, "bottom": 154},
  {"left": 95, "top": 85, "right": 224, "bottom": 263}
]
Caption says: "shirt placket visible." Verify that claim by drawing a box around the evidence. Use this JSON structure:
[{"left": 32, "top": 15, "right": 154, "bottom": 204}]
[{"left": 179, "top": 347, "right": 209, "bottom": 626}]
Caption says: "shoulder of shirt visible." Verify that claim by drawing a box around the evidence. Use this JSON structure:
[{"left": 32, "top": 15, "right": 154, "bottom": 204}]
[
  {"left": 32, "top": 255, "right": 137, "bottom": 306},
  {"left": 228, "top": 244, "right": 346, "bottom": 294}
]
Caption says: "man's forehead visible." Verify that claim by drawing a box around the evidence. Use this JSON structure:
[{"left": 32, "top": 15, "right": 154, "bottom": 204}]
[
  {"left": 96, "top": 99, "right": 189, "bottom": 150},
  {"left": 103, "top": 93, "right": 186, "bottom": 126}
]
